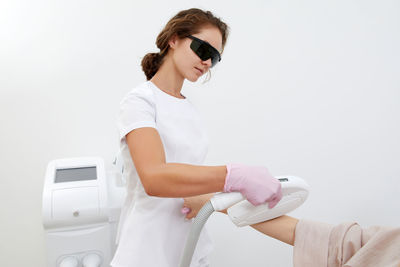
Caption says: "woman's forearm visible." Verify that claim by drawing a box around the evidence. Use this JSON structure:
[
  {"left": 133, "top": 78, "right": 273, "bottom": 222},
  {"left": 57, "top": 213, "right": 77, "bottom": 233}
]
[
  {"left": 146, "top": 163, "right": 227, "bottom": 197},
  {"left": 126, "top": 128, "right": 227, "bottom": 198},
  {"left": 251, "top": 215, "right": 299, "bottom": 246}
]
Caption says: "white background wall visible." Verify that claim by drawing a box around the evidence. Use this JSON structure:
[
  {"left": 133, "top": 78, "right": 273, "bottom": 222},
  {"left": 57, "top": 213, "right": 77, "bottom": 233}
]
[{"left": 1, "top": 0, "right": 399, "bottom": 266}]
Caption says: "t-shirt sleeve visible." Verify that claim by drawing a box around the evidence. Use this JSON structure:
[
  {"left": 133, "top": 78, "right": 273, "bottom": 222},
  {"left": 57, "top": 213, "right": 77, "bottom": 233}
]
[{"left": 116, "top": 89, "right": 156, "bottom": 141}]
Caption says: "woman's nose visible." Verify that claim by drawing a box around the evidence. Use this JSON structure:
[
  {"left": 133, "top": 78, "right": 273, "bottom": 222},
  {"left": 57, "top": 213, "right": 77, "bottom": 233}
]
[{"left": 202, "top": 58, "right": 212, "bottom": 67}]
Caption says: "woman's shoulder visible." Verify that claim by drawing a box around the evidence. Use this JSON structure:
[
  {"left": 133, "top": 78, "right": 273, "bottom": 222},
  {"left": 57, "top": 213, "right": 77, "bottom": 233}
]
[
  {"left": 120, "top": 81, "right": 155, "bottom": 104},
  {"left": 127, "top": 81, "right": 154, "bottom": 96}
]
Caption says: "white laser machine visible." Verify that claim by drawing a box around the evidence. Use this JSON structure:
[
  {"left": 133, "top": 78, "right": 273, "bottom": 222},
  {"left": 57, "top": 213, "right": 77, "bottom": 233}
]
[{"left": 42, "top": 157, "right": 125, "bottom": 267}]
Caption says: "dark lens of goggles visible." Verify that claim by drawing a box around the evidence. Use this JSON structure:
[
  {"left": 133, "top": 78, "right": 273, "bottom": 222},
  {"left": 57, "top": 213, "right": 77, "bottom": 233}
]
[{"left": 189, "top": 36, "right": 221, "bottom": 68}]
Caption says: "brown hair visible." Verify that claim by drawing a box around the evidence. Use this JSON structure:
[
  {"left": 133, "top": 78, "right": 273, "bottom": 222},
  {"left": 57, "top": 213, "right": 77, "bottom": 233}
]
[{"left": 141, "top": 8, "right": 230, "bottom": 82}]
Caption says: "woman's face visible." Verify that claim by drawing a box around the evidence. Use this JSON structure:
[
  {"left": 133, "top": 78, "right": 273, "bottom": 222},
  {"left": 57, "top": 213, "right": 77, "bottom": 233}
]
[{"left": 169, "top": 26, "right": 223, "bottom": 82}]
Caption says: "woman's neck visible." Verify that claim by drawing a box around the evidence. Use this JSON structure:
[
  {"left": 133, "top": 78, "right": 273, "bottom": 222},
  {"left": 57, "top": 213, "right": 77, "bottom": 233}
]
[{"left": 150, "top": 58, "right": 185, "bottom": 98}]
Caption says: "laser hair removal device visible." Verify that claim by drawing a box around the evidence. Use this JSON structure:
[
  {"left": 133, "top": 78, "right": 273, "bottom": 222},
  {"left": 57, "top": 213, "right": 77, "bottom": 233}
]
[
  {"left": 42, "top": 157, "right": 125, "bottom": 267},
  {"left": 179, "top": 175, "right": 310, "bottom": 267}
]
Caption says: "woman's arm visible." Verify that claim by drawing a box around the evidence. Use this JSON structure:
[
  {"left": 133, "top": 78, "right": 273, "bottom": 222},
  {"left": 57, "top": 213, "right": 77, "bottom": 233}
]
[{"left": 126, "top": 127, "right": 226, "bottom": 197}]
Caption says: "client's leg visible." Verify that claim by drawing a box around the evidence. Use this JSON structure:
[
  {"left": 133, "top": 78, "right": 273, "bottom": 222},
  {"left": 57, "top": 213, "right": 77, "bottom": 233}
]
[
  {"left": 183, "top": 195, "right": 299, "bottom": 246},
  {"left": 218, "top": 206, "right": 298, "bottom": 246},
  {"left": 250, "top": 215, "right": 298, "bottom": 245}
]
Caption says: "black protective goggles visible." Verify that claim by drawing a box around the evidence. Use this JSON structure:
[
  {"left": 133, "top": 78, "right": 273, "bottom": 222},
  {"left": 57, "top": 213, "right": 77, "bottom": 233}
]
[{"left": 187, "top": 35, "right": 221, "bottom": 68}]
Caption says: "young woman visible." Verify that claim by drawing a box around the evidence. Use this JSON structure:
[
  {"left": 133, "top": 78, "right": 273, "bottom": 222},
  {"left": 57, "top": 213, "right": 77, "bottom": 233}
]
[{"left": 110, "top": 8, "right": 283, "bottom": 267}]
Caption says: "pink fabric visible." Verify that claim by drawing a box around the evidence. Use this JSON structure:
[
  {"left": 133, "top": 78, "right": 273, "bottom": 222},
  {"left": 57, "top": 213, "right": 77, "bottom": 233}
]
[
  {"left": 293, "top": 219, "right": 400, "bottom": 267},
  {"left": 223, "top": 163, "right": 282, "bottom": 207}
]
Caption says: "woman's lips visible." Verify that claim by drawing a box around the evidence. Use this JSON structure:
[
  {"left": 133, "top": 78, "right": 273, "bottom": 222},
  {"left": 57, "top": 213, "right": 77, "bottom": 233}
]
[{"left": 195, "top": 67, "right": 203, "bottom": 75}]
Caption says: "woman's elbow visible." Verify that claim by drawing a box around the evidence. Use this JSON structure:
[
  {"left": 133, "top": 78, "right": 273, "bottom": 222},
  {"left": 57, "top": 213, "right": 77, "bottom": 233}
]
[
  {"left": 138, "top": 164, "right": 170, "bottom": 197},
  {"left": 140, "top": 173, "right": 162, "bottom": 197}
]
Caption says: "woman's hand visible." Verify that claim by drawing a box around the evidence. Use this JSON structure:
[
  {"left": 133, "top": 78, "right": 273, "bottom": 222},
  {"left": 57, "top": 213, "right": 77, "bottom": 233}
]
[{"left": 181, "top": 193, "right": 215, "bottom": 220}]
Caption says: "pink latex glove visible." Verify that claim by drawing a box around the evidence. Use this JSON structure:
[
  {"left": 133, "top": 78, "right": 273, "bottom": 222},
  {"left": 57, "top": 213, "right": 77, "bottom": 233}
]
[
  {"left": 181, "top": 207, "right": 191, "bottom": 215},
  {"left": 224, "top": 163, "right": 282, "bottom": 207}
]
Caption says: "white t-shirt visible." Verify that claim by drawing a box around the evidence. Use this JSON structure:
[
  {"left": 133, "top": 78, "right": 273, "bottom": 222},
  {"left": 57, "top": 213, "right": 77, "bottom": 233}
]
[{"left": 110, "top": 80, "right": 213, "bottom": 267}]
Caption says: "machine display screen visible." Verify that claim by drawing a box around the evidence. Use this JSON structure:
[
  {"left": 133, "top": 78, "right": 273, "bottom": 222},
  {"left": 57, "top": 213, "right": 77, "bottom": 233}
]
[{"left": 55, "top": 166, "right": 97, "bottom": 183}]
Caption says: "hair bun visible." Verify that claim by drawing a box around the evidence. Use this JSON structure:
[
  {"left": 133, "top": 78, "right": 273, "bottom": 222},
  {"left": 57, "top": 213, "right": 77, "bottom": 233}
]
[{"left": 141, "top": 52, "right": 163, "bottom": 81}]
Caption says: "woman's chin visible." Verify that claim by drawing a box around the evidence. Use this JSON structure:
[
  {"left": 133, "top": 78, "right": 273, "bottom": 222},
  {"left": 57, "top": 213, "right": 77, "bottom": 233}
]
[{"left": 186, "top": 74, "right": 200, "bottom": 83}]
